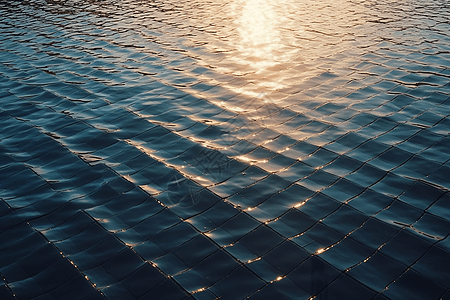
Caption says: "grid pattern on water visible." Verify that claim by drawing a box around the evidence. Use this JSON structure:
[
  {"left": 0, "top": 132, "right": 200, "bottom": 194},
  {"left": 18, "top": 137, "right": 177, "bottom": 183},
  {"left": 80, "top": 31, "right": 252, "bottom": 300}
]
[{"left": 0, "top": 0, "right": 450, "bottom": 299}]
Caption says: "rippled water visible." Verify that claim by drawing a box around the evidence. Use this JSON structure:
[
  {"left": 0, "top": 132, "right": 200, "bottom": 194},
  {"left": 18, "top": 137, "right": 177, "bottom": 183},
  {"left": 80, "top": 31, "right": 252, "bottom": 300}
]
[{"left": 1, "top": 0, "right": 450, "bottom": 299}]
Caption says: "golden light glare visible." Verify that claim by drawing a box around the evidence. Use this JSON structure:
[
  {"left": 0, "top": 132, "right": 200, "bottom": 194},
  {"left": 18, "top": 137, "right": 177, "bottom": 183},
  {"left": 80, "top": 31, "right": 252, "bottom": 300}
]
[
  {"left": 237, "top": 0, "right": 281, "bottom": 67},
  {"left": 294, "top": 201, "right": 305, "bottom": 208},
  {"left": 222, "top": 0, "right": 299, "bottom": 95}
]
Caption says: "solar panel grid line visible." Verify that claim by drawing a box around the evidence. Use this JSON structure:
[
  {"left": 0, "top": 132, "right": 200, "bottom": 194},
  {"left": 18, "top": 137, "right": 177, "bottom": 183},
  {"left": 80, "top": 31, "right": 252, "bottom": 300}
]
[{"left": 0, "top": 85, "right": 446, "bottom": 298}]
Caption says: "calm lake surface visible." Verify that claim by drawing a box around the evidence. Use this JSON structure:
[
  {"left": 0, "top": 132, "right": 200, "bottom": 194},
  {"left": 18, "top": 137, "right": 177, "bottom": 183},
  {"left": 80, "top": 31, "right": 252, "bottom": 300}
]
[{"left": 1, "top": 0, "right": 450, "bottom": 299}]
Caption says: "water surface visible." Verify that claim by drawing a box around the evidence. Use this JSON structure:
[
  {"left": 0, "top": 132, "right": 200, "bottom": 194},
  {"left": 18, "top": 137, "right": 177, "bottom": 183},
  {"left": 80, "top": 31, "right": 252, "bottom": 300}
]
[{"left": 1, "top": 0, "right": 450, "bottom": 299}]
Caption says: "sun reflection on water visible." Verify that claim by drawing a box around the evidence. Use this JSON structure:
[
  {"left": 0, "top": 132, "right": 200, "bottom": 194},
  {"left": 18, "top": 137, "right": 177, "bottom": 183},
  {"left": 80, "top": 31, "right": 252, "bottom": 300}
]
[
  {"left": 225, "top": 0, "right": 299, "bottom": 93},
  {"left": 236, "top": 0, "right": 281, "bottom": 68}
]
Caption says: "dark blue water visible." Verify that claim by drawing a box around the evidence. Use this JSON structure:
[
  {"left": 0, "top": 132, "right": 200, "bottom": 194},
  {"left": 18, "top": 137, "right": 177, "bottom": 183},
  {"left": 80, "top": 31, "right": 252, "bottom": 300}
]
[{"left": 1, "top": 0, "right": 450, "bottom": 299}]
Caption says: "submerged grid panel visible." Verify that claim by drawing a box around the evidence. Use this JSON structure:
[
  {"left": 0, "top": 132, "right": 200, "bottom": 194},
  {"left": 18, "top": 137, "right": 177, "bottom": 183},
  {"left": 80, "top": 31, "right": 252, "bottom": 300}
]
[{"left": 1, "top": 0, "right": 450, "bottom": 299}]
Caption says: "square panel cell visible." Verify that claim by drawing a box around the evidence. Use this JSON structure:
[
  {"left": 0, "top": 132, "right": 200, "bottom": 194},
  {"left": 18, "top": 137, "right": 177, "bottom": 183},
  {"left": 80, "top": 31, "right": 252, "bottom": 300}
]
[
  {"left": 428, "top": 194, "right": 450, "bottom": 220},
  {"left": 8, "top": 277, "right": 44, "bottom": 300},
  {"left": 263, "top": 135, "right": 298, "bottom": 153},
  {"left": 396, "top": 129, "right": 442, "bottom": 154},
  {"left": 443, "top": 290, "right": 450, "bottom": 300},
  {"left": 305, "top": 126, "right": 347, "bottom": 147},
  {"left": 84, "top": 265, "right": 118, "bottom": 289},
  {"left": 399, "top": 181, "right": 445, "bottom": 210},
  {"left": 322, "top": 155, "right": 363, "bottom": 176},
  {"left": 374, "top": 123, "right": 420, "bottom": 146},
  {"left": 376, "top": 199, "right": 423, "bottom": 225},
  {"left": 241, "top": 146, "right": 277, "bottom": 162},
  {"left": 159, "top": 188, "right": 221, "bottom": 220},
  {"left": 427, "top": 165, "right": 450, "bottom": 190},
  {"left": 133, "top": 209, "right": 180, "bottom": 240},
  {"left": 430, "top": 117, "right": 450, "bottom": 135},
  {"left": 239, "top": 225, "right": 284, "bottom": 257},
  {"left": 28, "top": 258, "right": 79, "bottom": 294},
  {"left": 380, "top": 229, "right": 433, "bottom": 267},
  {"left": 151, "top": 222, "right": 198, "bottom": 252},
  {"left": 212, "top": 212, "right": 259, "bottom": 245},
  {"left": 226, "top": 241, "right": 258, "bottom": 263},
  {"left": 275, "top": 114, "right": 311, "bottom": 133},
  {"left": 342, "top": 113, "right": 386, "bottom": 133},
  {"left": 393, "top": 155, "right": 441, "bottom": 179},
  {"left": 247, "top": 197, "right": 291, "bottom": 223},
  {"left": 388, "top": 94, "right": 417, "bottom": 109},
  {"left": 263, "top": 241, "right": 310, "bottom": 275},
  {"left": 345, "top": 164, "right": 386, "bottom": 188},
  {"left": 105, "top": 188, "right": 152, "bottom": 215},
  {"left": 115, "top": 197, "right": 163, "bottom": 227},
  {"left": 132, "top": 240, "right": 165, "bottom": 262},
  {"left": 350, "top": 217, "right": 399, "bottom": 250},
  {"left": 247, "top": 283, "right": 291, "bottom": 300},
  {"left": 301, "top": 148, "right": 339, "bottom": 168},
  {"left": 246, "top": 257, "right": 284, "bottom": 282},
  {"left": 297, "top": 193, "right": 341, "bottom": 221},
  {"left": 422, "top": 92, "right": 449, "bottom": 105},
  {"left": 383, "top": 269, "right": 447, "bottom": 300},
  {"left": 65, "top": 223, "right": 110, "bottom": 252},
  {"left": 413, "top": 212, "right": 450, "bottom": 239},
  {"left": 153, "top": 252, "right": 189, "bottom": 276},
  {"left": 173, "top": 269, "right": 211, "bottom": 294},
  {"left": 292, "top": 222, "right": 344, "bottom": 254},
  {"left": 281, "top": 141, "right": 319, "bottom": 160},
  {"left": 321, "top": 178, "right": 365, "bottom": 203},
  {"left": 271, "top": 277, "right": 310, "bottom": 300},
  {"left": 346, "top": 139, "right": 390, "bottom": 162},
  {"left": 194, "top": 200, "right": 240, "bottom": 229},
  {"left": 316, "top": 103, "right": 345, "bottom": 116},
  {"left": 102, "top": 248, "right": 144, "bottom": 282},
  {"left": 268, "top": 209, "right": 316, "bottom": 238},
  {"left": 228, "top": 175, "right": 291, "bottom": 209},
  {"left": 268, "top": 184, "right": 316, "bottom": 208},
  {"left": 347, "top": 252, "right": 407, "bottom": 292},
  {"left": 246, "top": 128, "right": 280, "bottom": 146},
  {"left": 138, "top": 278, "right": 187, "bottom": 300},
  {"left": 252, "top": 175, "right": 291, "bottom": 195},
  {"left": 48, "top": 274, "right": 99, "bottom": 300},
  {"left": 319, "top": 237, "right": 373, "bottom": 271},
  {"left": 298, "top": 169, "right": 339, "bottom": 192},
  {"left": 410, "top": 111, "right": 444, "bottom": 127},
  {"left": 413, "top": 246, "right": 450, "bottom": 288},
  {"left": 322, "top": 205, "right": 368, "bottom": 235},
  {"left": 371, "top": 173, "right": 414, "bottom": 197},
  {"left": 297, "top": 120, "right": 331, "bottom": 136},
  {"left": 172, "top": 234, "right": 219, "bottom": 268},
  {"left": 209, "top": 266, "right": 265, "bottom": 299},
  {"left": 348, "top": 189, "right": 394, "bottom": 216},
  {"left": 276, "top": 161, "right": 315, "bottom": 182},
  {"left": 67, "top": 234, "right": 127, "bottom": 271},
  {"left": 317, "top": 274, "right": 377, "bottom": 300},
  {"left": 369, "top": 146, "right": 413, "bottom": 171},
  {"left": 193, "top": 249, "right": 239, "bottom": 285},
  {"left": 328, "top": 108, "right": 359, "bottom": 122},
  {"left": 124, "top": 153, "right": 157, "bottom": 172},
  {"left": 256, "top": 154, "right": 296, "bottom": 173},
  {"left": 101, "top": 282, "right": 138, "bottom": 300},
  {"left": 288, "top": 256, "right": 340, "bottom": 295}
]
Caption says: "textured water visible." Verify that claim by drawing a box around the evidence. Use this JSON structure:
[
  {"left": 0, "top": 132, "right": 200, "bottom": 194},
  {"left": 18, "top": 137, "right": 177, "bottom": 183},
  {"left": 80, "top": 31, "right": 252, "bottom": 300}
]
[{"left": 1, "top": 0, "right": 450, "bottom": 299}]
